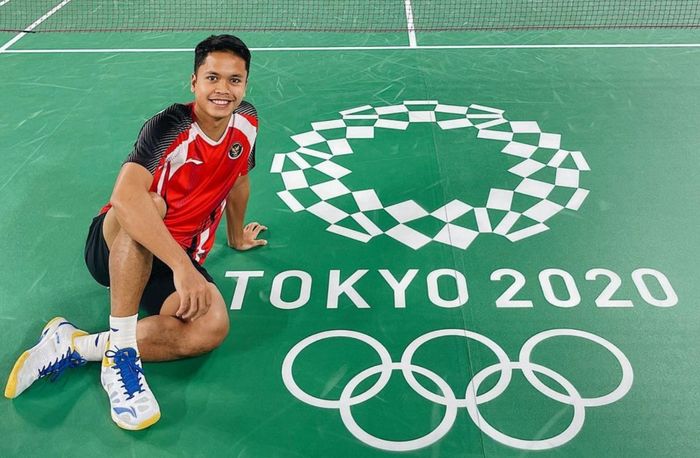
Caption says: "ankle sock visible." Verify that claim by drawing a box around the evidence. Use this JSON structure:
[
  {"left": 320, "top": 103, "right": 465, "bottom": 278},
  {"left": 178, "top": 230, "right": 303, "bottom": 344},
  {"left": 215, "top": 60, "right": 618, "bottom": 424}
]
[
  {"left": 73, "top": 332, "right": 109, "bottom": 361},
  {"left": 108, "top": 314, "right": 139, "bottom": 353}
]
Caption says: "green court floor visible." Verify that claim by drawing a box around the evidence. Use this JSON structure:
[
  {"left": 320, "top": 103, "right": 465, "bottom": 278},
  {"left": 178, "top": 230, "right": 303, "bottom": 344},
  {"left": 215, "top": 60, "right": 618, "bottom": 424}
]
[{"left": 1, "top": 17, "right": 699, "bottom": 458}]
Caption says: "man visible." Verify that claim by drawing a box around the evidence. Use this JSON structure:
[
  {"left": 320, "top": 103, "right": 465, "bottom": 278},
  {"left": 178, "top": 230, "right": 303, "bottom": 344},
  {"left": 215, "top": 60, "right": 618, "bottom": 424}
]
[{"left": 4, "top": 35, "right": 266, "bottom": 431}]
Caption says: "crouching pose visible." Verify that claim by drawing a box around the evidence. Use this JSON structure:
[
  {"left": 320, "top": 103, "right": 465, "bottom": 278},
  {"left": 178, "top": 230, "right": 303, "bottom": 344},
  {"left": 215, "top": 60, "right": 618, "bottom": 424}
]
[{"left": 4, "top": 34, "right": 267, "bottom": 430}]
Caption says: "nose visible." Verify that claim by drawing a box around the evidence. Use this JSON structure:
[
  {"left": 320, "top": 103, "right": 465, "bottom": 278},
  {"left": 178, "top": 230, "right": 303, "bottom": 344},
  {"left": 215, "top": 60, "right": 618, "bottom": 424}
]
[{"left": 215, "top": 78, "right": 230, "bottom": 93}]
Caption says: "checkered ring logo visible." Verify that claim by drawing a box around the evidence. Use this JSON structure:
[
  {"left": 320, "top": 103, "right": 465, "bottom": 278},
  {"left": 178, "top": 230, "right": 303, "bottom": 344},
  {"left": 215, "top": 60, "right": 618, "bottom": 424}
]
[{"left": 270, "top": 101, "right": 590, "bottom": 250}]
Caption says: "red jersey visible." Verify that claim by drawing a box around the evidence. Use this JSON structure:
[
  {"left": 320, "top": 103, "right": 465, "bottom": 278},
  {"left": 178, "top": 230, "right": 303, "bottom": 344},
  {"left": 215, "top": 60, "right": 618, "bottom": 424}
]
[{"left": 100, "top": 101, "right": 258, "bottom": 264}]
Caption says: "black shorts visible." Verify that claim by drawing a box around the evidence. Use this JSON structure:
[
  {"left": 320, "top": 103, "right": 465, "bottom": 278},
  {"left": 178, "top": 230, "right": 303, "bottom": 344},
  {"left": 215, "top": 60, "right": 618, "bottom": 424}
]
[{"left": 84, "top": 212, "right": 215, "bottom": 316}]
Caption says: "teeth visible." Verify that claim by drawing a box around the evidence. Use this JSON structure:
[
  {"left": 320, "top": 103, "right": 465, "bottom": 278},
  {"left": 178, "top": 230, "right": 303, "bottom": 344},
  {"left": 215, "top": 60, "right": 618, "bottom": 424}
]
[{"left": 211, "top": 99, "right": 230, "bottom": 106}]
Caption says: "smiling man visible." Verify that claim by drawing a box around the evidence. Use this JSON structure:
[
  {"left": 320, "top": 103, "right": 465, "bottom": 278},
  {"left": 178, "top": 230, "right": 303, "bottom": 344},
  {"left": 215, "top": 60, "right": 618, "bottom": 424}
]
[{"left": 4, "top": 35, "right": 266, "bottom": 430}]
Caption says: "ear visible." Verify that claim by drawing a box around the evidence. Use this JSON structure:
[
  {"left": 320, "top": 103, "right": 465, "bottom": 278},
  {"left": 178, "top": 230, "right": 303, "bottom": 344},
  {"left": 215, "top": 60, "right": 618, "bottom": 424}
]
[{"left": 190, "top": 73, "right": 196, "bottom": 93}]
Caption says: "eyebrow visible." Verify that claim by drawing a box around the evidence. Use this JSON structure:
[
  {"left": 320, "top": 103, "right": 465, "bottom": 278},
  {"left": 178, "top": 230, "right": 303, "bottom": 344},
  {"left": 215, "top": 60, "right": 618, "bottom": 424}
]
[{"left": 205, "top": 71, "right": 244, "bottom": 77}]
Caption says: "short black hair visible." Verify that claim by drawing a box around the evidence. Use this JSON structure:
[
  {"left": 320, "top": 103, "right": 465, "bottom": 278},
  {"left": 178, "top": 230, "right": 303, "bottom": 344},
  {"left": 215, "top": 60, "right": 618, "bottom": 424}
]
[{"left": 194, "top": 34, "right": 251, "bottom": 74}]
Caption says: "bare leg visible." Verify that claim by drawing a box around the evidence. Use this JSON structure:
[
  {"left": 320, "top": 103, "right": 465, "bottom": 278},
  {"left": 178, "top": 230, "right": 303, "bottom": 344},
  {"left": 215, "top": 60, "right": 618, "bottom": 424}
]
[
  {"left": 103, "top": 192, "right": 229, "bottom": 361},
  {"left": 99, "top": 193, "right": 168, "bottom": 430},
  {"left": 105, "top": 195, "right": 164, "bottom": 310},
  {"left": 108, "top": 229, "right": 153, "bottom": 317},
  {"left": 136, "top": 284, "right": 230, "bottom": 361},
  {"left": 103, "top": 192, "right": 166, "bottom": 317}
]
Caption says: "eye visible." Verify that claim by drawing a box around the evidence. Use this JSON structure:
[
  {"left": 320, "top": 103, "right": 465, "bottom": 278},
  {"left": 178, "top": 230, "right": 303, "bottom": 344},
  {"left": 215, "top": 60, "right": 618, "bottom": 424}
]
[
  {"left": 230, "top": 78, "right": 242, "bottom": 84},
  {"left": 206, "top": 75, "right": 217, "bottom": 81}
]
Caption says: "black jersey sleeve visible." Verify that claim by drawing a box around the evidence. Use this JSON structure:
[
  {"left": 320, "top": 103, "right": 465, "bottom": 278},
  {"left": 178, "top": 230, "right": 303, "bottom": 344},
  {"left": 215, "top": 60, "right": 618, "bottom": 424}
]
[
  {"left": 236, "top": 101, "right": 258, "bottom": 174},
  {"left": 248, "top": 143, "right": 257, "bottom": 173},
  {"left": 124, "top": 104, "right": 192, "bottom": 174}
]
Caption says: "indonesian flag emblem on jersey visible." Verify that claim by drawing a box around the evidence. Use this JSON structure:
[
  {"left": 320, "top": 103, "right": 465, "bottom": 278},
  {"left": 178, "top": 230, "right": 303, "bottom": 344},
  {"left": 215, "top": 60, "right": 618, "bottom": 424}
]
[{"left": 100, "top": 101, "right": 258, "bottom": 264}]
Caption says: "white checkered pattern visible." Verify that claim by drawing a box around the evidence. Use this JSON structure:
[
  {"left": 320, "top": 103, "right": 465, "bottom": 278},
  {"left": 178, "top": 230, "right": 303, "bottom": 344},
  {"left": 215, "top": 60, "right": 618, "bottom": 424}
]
[{"left": 271, "top": 101, "right": 591, "bottom": 250}]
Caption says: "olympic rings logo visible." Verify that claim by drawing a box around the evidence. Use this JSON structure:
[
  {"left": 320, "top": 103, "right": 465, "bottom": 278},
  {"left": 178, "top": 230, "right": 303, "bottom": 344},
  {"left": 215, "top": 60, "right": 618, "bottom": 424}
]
[{"left": 282, "top": 328, "right": 633, "bottom": 452}]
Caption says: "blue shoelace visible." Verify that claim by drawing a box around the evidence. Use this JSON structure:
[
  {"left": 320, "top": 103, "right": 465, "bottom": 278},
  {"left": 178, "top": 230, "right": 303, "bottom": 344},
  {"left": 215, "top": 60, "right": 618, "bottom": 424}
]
[
  {"left": 37, "top": 349, "right": 87, "bottom": 382},
  {"left": 105, "top": 347, "right": 145, "bottom": 399}
]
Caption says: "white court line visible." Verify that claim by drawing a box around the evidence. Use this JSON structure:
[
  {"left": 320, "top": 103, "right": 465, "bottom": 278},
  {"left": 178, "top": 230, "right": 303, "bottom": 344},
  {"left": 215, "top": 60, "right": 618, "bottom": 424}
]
[
  {"left": 404, "top": 0, "right": 417, "bottom": 48},
  {"left": 0, "top": 0, "right": 13, "bottom": 7},
  {"left": 420, "top": 43, "right": 700, "bottom": 49},
  {"left": 0, "top": 0, "right": 73, "bottom": 52},
  {"left": 3, "top": 43, "right": 700, "bottom": 54}
]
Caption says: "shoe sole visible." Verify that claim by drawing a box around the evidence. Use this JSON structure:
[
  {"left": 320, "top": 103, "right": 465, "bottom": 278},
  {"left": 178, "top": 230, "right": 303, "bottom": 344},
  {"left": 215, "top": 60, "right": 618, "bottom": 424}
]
[
  {"left": 111, "top": 411, "right": 161, "bottom": 431},
  {"left": 4, "top": 317, "right": 86, "bottom": 399},
  {"left": 4, "top": 317, "right": 64, "bottom": 398},
  {"left": 4, "top": 350, "right": 31, "bottom": 399}
]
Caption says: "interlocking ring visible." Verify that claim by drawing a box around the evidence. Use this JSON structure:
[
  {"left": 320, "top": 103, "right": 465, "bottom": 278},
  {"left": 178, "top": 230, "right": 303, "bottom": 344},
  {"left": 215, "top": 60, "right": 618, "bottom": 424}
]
[
  {"left": 465, "top": 361, "right": 586, "bottom": 451},
  {"left": 339, "top": 363, "right": 458, "bottom": 452},
  {"left": 282, "top": 328, "right": 633, "bottom": 452},
  {"left": 281, "top": 330, "right": 392, "bottom": 409},
  {"left": 519, "top": 328, "right": 634, "bottom": 407},
  {"left": 400, "top": 329, "right": 511, "bottom": 406}
]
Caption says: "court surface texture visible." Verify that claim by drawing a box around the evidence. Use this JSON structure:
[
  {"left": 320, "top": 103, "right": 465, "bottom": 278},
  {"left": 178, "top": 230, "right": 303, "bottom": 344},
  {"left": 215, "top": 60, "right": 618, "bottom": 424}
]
[{"left": 1, "top": 6, "right": 699, "bottom": 458}]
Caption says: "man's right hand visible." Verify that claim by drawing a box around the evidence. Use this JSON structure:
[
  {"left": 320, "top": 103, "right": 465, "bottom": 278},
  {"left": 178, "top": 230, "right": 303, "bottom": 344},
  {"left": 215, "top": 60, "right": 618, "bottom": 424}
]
[{"left": 173, "top": 263, "right": 212, "bottom": 321}]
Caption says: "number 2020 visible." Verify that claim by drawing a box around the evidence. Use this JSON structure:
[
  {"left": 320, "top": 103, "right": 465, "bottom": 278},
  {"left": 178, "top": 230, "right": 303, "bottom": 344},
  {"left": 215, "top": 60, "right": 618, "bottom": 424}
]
[{"left": 490, "top": 268, "right": 678, "bottom": 308}]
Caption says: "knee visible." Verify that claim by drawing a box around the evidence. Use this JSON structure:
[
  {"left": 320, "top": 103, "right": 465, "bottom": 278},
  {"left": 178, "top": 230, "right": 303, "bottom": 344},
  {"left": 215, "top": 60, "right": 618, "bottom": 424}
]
[
  {"left": 204, "top": 318, "right": 230, "bottom": 351},
  {"left": 186, "top": 316, "right": 230, "bottom": 356},
  {"left": 149, "top": 192, "right": 167, "bottom": 219}
]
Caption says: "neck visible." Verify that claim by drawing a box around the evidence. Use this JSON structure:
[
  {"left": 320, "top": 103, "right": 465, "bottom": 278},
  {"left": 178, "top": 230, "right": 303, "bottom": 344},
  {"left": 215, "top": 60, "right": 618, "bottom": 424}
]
[{"left": 193, "top": 104, "right": 230, "bottom": 141}]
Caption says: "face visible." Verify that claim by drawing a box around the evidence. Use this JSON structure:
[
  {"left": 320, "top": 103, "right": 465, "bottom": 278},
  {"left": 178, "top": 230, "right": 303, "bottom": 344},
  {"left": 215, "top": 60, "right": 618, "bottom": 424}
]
[{"left": 191, "top": 51, "right": 248, "bottom": 122}]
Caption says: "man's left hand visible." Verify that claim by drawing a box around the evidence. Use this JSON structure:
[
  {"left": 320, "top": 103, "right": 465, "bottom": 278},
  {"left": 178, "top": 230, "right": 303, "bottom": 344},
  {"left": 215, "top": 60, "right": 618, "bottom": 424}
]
[{"left": 231, "top": 222, "right": 268, "bottom": 250}]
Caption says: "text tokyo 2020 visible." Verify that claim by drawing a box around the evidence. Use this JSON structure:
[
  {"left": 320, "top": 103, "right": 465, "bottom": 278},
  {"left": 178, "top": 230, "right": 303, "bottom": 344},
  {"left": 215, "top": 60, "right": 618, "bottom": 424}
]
[{"left": 225, "top": 267, "right": 678, "bottom": 310}]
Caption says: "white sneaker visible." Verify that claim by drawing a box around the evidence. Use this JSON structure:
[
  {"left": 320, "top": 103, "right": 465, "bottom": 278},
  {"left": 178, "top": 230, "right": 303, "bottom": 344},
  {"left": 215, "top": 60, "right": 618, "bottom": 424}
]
[
  {"left": 101, "top": 345, "right": 160, "bottom": 430},
  {"left": 4, "top": 317, "right": 87, "bottom": 399}
]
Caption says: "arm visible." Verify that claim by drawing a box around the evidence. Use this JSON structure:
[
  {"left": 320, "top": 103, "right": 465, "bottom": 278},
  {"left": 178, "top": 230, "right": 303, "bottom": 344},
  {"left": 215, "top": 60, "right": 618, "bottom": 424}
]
[
  {"left": 225, "top": 174, "right": 267, "bottom": 250},
  {"left": 110, "top": 163, "right": 212, "bottom": 320},
  {"left": 111, "top": 163, "right": 191, "bottom": 271}
]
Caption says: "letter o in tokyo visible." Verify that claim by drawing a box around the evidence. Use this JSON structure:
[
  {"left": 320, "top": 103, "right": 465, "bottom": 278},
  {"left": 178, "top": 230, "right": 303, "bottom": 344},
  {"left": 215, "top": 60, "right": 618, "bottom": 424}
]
[
  {"left": 271, "top": 270, "right": 313, "bottom": 309},
  {"left": 427, "top": 269, "right": 469, "bottom": 308}
]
